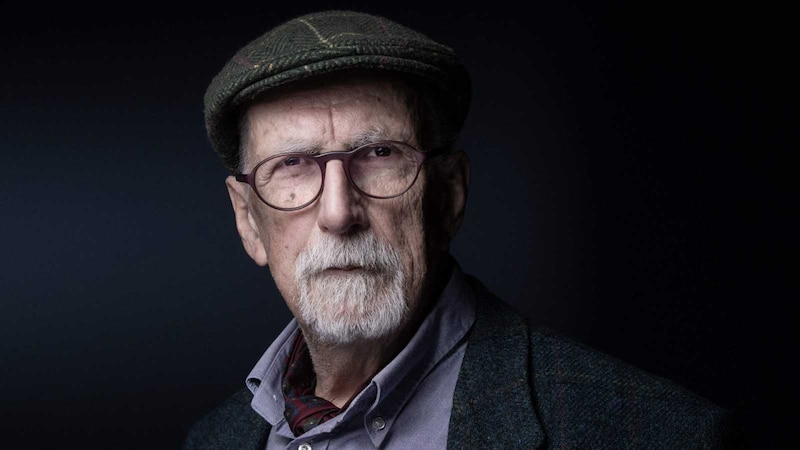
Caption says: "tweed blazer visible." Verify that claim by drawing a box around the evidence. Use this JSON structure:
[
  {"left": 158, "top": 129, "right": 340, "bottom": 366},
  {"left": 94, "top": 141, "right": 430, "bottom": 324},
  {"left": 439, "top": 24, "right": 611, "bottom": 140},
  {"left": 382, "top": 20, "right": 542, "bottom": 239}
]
[{"left": 184, "top": 278, "right": 734, "bottom": 449}]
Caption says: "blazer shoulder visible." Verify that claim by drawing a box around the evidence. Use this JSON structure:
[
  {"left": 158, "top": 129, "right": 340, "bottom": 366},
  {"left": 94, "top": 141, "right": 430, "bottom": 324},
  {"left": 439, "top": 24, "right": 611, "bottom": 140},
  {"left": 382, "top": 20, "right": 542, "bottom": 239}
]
[
  {"left": 528, "top": 327, "right": 736, "bottom": 448},
  {"left": 183, "top": 388, "right": 269, "bottom": 450}
]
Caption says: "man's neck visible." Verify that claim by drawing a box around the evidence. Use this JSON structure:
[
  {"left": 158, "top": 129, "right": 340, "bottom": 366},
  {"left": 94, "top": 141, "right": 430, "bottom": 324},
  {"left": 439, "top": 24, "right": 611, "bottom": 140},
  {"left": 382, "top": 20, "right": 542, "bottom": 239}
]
[{"left": 304, "top": 332, "right": 408, "bottom": 407}]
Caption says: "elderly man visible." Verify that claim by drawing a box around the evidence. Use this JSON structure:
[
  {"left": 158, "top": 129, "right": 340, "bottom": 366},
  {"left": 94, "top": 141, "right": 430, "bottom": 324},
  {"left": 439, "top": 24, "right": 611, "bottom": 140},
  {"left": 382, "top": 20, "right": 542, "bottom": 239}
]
[{"left": 185, "top": 11, "right": 733, "bottom": 449}]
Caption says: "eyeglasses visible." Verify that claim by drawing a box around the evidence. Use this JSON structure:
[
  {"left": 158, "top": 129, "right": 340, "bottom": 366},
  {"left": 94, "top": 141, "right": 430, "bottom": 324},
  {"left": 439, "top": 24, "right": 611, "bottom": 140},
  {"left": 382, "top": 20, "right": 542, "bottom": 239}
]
[{"left": 235, "top": 141, "right": 445, "bottom": 211}]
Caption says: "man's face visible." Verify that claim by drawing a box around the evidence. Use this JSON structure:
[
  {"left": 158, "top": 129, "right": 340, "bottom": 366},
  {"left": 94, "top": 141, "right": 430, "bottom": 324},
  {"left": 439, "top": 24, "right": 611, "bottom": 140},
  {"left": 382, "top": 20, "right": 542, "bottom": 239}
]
[{"left": 226, "top": 76, "right": 460, "bottom": 344}]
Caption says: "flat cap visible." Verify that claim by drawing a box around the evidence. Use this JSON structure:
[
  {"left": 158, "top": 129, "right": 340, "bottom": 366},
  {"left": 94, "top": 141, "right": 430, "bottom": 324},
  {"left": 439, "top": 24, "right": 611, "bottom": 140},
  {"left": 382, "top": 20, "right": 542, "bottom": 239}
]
[{"left": 204, "top": 10, "right": 471, "bottom": 171}]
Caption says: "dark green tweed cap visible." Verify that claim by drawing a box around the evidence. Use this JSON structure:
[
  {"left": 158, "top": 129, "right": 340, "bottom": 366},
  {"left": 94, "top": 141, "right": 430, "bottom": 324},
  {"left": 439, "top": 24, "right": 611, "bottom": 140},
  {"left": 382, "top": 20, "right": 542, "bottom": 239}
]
[{"left": 204, "top": 10, "right": 471, "bottom": 171}]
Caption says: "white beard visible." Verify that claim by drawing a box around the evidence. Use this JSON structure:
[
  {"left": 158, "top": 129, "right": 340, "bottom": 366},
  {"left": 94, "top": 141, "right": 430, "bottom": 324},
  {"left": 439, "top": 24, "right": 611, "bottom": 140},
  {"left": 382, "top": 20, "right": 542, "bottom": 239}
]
[{"left": 294, "top": 231, "right": 408, "bottom": 344}]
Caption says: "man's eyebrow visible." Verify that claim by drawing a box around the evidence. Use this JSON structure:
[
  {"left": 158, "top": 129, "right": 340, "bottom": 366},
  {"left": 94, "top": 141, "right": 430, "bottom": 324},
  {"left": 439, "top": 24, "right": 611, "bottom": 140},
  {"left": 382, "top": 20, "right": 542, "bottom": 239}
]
[
  {"left": 270, "top": 127, "right": 411, "bottom": 155},
  {"left": 350, "top": 126, "right": 411, "bottom": 149},
  {"left": 272, "top": 139, "right": 323, "bottom": 155}
]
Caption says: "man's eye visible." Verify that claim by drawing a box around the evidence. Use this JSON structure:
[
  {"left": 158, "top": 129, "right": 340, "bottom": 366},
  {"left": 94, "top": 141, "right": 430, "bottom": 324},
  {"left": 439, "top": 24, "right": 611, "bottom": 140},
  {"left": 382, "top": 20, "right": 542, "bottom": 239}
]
[
  {"left": 282, "top": 156, "right": 301, "bottom": 166},
  {"left": 372, "top": 146, "right": 392, "bottom": 157}
]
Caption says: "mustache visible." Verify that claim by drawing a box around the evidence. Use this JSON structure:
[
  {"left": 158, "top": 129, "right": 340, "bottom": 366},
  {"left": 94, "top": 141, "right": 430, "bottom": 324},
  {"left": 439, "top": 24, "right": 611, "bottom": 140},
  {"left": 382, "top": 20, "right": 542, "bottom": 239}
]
[{"left": 295, "top": 231, "right": 402, "bottom": 278}]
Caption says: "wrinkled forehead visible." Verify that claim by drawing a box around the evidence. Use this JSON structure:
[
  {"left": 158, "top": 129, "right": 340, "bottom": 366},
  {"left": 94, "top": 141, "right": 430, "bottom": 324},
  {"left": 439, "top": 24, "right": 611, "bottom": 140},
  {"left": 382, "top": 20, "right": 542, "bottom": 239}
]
[
  {"left": 242, "top": 73, "right": 420, "bottom": 158},
  {"left": 275, "top": 75, "right": 410, "bottom": 104}
]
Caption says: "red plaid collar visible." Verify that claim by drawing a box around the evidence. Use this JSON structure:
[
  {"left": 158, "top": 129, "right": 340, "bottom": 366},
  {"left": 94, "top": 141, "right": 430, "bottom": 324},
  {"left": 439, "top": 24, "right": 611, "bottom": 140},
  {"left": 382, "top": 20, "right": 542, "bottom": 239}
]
[
  {"left": 281, "top": 332, "right": 370, "bottom": 436},
  {"left": 282, "top": 332, "right": 339, "bottom": 435}
]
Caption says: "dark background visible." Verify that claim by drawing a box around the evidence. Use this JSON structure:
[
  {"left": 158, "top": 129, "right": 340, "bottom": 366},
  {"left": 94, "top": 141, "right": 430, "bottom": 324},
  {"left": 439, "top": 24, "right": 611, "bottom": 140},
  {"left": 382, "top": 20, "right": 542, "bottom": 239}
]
[{"left": 1, "top": 1, "right": 793, "bottom": 448}]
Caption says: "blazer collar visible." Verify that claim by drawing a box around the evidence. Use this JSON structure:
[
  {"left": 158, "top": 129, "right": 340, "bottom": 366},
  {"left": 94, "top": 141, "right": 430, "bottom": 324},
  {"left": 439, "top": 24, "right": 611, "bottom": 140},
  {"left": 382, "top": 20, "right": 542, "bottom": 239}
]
[{"left": 447, "top": 275, "right": 545, "bottom": 449}]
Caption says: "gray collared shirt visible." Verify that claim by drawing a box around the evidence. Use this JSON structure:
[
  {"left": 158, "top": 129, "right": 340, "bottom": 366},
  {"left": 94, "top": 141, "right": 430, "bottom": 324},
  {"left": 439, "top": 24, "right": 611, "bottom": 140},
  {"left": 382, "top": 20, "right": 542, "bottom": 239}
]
[{"left": 245, "top": 265, "right": 477, "bottom": 450}]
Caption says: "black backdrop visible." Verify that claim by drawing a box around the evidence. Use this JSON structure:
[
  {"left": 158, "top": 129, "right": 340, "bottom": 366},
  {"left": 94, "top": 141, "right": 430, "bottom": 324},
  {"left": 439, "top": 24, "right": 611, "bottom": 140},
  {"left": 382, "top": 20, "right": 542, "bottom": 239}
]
[{"left": 1, "top": 2, "right": 793, "bottom": 448}]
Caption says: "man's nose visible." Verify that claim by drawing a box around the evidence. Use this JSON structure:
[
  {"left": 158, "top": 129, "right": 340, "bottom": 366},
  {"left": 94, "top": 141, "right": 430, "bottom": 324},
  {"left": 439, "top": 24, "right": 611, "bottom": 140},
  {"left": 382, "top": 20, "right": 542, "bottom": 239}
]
[{"left": 316, "top": 160, "right": 367, "bottom": 234}]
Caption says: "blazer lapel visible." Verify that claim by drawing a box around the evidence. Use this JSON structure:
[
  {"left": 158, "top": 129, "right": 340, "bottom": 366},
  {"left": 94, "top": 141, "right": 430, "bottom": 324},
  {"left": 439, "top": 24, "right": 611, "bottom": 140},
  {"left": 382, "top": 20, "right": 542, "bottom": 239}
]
[
  {"left": 184, "top": 388, "right": 271, "bottom": 450},
  {"left": 447, "top": 277, "right": 545, "bottom": 449},
  {"left": 225, "top": 390, "right": 272, "bottom": 450},
  {"left": 236, "top": 411, "right": 271, "bottom": 450}
]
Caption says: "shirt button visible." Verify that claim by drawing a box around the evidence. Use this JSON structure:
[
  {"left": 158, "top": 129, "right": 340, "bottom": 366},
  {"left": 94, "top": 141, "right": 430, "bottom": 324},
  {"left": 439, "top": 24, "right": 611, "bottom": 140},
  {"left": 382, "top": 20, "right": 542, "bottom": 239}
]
[
  {"left": 372, "top": 416, "right": 386, "bottom": 431},
  {"left": 298, "top": 444, "right": 312, "bottom": 450}
]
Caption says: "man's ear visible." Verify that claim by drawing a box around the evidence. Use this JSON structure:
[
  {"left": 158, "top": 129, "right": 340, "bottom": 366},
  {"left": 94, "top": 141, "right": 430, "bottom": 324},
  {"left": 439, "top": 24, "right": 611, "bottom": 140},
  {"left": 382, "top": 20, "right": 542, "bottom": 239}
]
[
  {"left": 437, "top": 150, "right": 470, "bottom": 243},
  {"left": 225, "top": 176, "right": 269, "bottom": 266}
]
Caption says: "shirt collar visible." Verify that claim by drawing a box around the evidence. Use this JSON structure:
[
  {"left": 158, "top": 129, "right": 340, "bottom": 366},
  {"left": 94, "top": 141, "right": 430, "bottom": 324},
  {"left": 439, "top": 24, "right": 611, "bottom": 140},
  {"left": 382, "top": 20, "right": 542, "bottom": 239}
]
[{"left": 246, "top": 319, "right": 300, "bottom": 425}]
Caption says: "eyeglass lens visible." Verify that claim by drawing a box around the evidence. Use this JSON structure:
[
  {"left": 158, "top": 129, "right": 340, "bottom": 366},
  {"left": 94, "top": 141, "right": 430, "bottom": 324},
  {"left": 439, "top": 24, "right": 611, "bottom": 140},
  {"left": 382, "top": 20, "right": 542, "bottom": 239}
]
[{"left": 254, "top": 142, "right": 419, "bottom": 209}]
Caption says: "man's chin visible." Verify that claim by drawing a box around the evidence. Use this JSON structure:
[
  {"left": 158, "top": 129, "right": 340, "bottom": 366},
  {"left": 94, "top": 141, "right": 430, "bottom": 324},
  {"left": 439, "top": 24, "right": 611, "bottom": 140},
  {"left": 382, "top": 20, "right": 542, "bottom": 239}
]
[
  {"left": 299, "top": 292, "right": 409, "bottom": 345},
  {"left": 297, "top": 265, "right": 409, "bottom": 344},
  {"left": 307, "top": 316, "right": 407, "bottom": 345}
]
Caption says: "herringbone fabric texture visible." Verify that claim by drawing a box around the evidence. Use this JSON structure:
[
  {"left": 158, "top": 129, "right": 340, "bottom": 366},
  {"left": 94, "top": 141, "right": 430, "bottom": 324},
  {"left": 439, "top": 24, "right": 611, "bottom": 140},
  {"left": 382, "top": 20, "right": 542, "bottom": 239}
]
[{"left": 204, "top": 10, "right": 471, "bottom": 170}]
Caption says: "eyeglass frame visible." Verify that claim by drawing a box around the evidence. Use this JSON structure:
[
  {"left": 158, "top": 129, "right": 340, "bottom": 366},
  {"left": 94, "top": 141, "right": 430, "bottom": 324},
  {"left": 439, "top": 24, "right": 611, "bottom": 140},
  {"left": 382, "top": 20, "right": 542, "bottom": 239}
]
[{"left": 234, "top": 140, "right": 447, "bottom": 211}]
